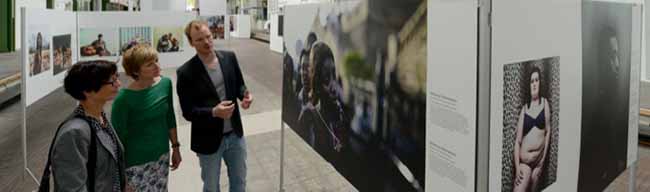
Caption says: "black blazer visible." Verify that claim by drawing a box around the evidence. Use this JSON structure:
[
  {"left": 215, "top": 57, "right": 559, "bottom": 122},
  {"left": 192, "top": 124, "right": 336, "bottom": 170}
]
[{"left": 176, "top": 50, "right": 247, "bottom": 154}]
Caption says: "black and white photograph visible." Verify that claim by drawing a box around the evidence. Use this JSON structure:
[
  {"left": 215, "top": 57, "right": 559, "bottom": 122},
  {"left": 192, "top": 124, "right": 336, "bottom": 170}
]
[
  {"left": 28, "top": 26, "right": 51, "bottom": 76},
  {"left": 282, "top": 1, "right": 426, "bottom": 191},
  {"left": 502, "top": 57, "right": 559, "bottom": 192},
  {"left": 52, "top": 34, "right": 72, "bottom": 75},
  {"left": 580, "top": 2, "right": 634, "bottom": 191}
]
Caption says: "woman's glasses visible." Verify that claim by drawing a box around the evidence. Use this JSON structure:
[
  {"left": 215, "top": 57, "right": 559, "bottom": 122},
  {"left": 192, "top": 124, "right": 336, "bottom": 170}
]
[{"left": 104, "top": 74, "right": 120, "bottom": 87}]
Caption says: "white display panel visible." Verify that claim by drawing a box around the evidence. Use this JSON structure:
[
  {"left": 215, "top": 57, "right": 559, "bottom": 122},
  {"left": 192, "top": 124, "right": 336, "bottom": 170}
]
[
  {"left": 270, "top": 14, "right": 284, "bottom": 53},
  {"left": 425, "top": 0, "right": 478, "bottom": 191},
  {"left": 489, "top": 1, "right": 582, "bottom": 192},
  {"left": 199, "top": 0, "right": 227, "bottom": 16},
  {"left": 22, "top": 8, "right": 77, "bottom": 106},
  {"left": 77, "top": 11, "right": 196, "bottom": 69},
  {"left": 229, "top": 15, "right": 252, "bottom": 39}
]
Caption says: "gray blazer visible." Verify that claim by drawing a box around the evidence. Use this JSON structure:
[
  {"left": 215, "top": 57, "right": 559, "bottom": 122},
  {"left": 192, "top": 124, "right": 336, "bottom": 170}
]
[{"left": 51, "top": 118, "right": 126, "bottom": 192}]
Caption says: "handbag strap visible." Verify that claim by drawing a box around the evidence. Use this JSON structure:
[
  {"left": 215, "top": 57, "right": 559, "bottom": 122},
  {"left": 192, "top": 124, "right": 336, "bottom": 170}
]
[{"left": 38, "top": 114, "right": 96, "bottom": 192}]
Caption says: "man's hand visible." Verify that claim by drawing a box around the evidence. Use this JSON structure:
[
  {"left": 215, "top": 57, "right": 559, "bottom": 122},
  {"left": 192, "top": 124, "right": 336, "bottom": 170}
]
[
  {"left": 212, "top": 100, "right": 235, "bottom": 119},
  {"left": 241, "top": 91, "right": 253, "bottom": 110}
]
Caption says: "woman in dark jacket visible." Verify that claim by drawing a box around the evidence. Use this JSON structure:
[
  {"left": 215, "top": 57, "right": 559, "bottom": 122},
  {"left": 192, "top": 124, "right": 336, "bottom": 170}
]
[{"left": 51, "top": 60, "right": 127, "bottom": 192}]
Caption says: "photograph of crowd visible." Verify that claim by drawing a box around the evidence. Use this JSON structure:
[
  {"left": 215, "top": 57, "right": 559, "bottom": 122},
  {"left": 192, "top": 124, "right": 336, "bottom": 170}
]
[{"left": 282, "top": 0, "right": 426, "bottom": 191}]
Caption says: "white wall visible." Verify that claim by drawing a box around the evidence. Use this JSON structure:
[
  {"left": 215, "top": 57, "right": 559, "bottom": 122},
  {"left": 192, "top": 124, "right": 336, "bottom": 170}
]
[
  {"left": 15, "top": 0, "right": 46, "bottom": 50},
  {"left": 199, "top": 0, "right": 227, "bottom": 15},
  {"left": 170, "top": 0, "right": 186, "bottom": 11},
  {"left": 426, "top": 0, "right": 478, "bottom": 191},
  {"left": 230, "top": 14, "right": 251, "bottom": 38},
  {"left": 269, "top": 14, "right": 283, "bottom": 53}
]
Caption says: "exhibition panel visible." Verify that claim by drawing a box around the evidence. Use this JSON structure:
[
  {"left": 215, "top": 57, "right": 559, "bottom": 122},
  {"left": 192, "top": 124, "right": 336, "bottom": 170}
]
[
  {"left": 21, "top": 8, "right": 79, "bottom": 189},
  {"left": 489, "top": 0, "right": 582, "bottom": 191},
  {"left": 425, "top": 0, "right": 479, "bottom": 191},
  {"left": 77, "top": 11, "right": 196, "bottom": 69}
]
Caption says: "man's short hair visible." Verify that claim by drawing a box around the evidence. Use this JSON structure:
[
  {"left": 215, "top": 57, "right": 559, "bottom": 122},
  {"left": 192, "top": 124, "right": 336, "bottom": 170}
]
[{"left": 185, "top": 20, "right": 209, "bottom": 42}]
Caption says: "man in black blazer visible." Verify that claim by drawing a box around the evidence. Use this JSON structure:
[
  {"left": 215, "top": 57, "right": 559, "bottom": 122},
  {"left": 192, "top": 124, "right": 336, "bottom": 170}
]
[{"left": 177, "top": 20, "right": 253, "bottom": 192}]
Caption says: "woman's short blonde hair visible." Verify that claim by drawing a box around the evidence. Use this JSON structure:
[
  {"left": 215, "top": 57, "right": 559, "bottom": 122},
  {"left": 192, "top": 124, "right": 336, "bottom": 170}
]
[{"left": 122, "top": 44, "right": 158, "bottom": 79}]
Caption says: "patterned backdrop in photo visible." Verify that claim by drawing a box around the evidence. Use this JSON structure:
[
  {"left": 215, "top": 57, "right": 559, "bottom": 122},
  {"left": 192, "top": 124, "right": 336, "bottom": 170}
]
[
  {"left": 119, "top": 27, "right": 152, "bottom": 54},
  {"left": 501, "top": 57, "right": 560, "bottom": 192}
]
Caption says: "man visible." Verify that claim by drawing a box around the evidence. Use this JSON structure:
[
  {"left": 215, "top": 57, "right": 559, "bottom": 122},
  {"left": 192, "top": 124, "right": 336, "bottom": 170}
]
[
  {"left": 91, "top": 34, "right": 108, "bottom": 56},
  {"left": 176, "top": 20, "right": 253, "bottom": 192}
]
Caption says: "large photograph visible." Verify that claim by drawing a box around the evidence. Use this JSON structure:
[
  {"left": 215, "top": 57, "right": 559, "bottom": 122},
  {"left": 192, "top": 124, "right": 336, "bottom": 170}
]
[
  {"left": 28, "top": 26, "right": 51, "bottom": 76},
  {"left": 580, "top": 2, "right": 633, "bottom": 191},
  {"left": 201, "top": 15, "right": 225, "bottom": 39},
  {"left": 53, "top": 34, "right": 72, "bottom": 75},
  {"left": 501, "top": 57, "right": 560, "bottom": 192},
  {"left": 281, "top": 1, "right": 426, "bottom": 191},
  {"left": 154, "top": 27, "right": 185, "bottom": 53},
  {"left": 119, "top": 26, "right": 152, "bottom": 55},
  {"left": 79, "top": 28, "right": 118, "bottom": 57}
]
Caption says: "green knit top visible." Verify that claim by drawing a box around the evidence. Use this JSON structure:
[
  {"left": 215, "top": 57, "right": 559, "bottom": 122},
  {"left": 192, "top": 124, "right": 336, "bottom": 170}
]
[{"left": 111, "top": 76, "right": 177, "bottom": 167}]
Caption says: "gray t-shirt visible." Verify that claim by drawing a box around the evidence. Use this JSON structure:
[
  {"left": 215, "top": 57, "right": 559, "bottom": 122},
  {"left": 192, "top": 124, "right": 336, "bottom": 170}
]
[{"left": 204, "top": 63, "right": 233, "bottom": 134}]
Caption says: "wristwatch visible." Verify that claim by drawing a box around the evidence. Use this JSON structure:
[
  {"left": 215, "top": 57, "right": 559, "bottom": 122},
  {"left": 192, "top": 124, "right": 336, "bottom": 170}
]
[{"left": 171, "top": 142, "right": 181, "bottom": 148}]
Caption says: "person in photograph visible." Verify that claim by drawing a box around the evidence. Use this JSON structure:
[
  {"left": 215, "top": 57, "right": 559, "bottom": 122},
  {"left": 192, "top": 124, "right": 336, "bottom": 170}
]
[
  {"left": 50, "top": 60, "right": 126, "bottom": 191},
  {"left": 121, "top": 36, "right": 143, "bottom": 54},
  {"left": 92, "top": 34, "right": 110, "bottom": 56},
  {"left": 111, "top": 44, "right": 181, "bottom": 191},
  {"left": 63, "top": 47, "right": 72, "bottom": 67},
  {"left": 157, "top": 33, "right": 170, "bottom": 52},
  {"left": 580, "top": 27, "right": 630, "bottom": 189},
  {"left": 310, "top": 41, "right": 345, "bottom": 152},
  {"left": 176, "top": 20, "right": 253, "bottom": 192},
  {"left": 298, "top": 51, "right": 317, "bottom": 147},
  {"left": 297, "top": 33, "right": 319, "bottom": 147},
  {"left": 32, "top": 32, "right": 43, "bottom": 75},
  {"left": 54, "top": 48, "right": 63, "bottom": 70},
  {"left": 513, "top": 66, "right": 551, "bottom": 192},
  {"left": 169, "top": 37, "right": 180, "bottom": 52}
]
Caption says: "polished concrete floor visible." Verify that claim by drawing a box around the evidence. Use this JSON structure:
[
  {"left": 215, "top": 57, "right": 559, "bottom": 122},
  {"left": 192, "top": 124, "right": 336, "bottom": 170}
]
[
  {"left": 1, "top": 39, "right": 649, "bottom": 192},
  {"left": 0, "top": 51, "right": 19, "bottom": 80}
]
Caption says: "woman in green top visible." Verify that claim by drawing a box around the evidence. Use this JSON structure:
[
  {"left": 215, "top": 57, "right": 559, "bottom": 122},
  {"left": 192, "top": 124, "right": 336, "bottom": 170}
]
[{"left": 111, "top": 44, "right": 181, "bottom": 191}]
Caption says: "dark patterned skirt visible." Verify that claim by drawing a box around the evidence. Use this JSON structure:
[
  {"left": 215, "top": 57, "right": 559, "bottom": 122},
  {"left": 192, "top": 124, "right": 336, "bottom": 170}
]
[{"left": 125, "top": 152, "right": 170, "bottom": 191}]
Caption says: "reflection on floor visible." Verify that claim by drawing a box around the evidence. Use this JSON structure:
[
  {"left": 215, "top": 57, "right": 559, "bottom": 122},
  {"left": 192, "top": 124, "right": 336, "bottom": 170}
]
[{"left": 605, "top": 144, "right": 650, "bottom": 192}]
